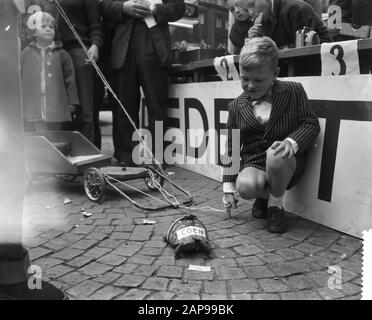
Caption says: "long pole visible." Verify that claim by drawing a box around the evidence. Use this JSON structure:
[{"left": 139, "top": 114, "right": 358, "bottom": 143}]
[{"left": 0, "top": 0, "right": 26, "bottom": 261}]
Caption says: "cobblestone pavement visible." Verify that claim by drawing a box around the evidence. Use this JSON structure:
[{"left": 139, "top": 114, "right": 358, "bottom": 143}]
[{"left": 22, "top": 136, "right": 362, "bottom": 300}]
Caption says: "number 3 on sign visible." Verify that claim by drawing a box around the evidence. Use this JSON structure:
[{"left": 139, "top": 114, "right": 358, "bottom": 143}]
[
  {"left": 320, "top": 40, "right": 360, "bottom": 76},
  {"left": 214, "top": 55, "right": 240, "bottom": 81}
]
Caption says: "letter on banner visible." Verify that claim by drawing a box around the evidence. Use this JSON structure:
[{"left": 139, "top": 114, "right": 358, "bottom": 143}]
[
  {"left": 214, "top": 55, "right": 240, "bottom": 81},
  {"left": 320, "top": 40, "right": 360, "bottom": 76}
]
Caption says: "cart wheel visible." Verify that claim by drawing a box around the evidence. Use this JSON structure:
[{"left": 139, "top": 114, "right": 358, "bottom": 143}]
[
  {"left": 144, "top": 164, "right": 165, "bottom": 191},
  {"left": 57, "top": 174, "right": 77, "bottom": 182},
  {"left": 84, "top": 168, "right": 105, "bottom": 202}
]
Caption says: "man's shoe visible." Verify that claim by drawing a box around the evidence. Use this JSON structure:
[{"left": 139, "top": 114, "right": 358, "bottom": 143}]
[
  {"left": 267, "top": 206, "right": 287, "bottom": 233},
  {"left": 0, "top": 280, "right": 67, "bottom": 300},
  {"left": 117, "top": 160, "right": 136, "bottom": 167},
  {"left": 114, "top": 157, "right": 137, "bottom": 168},
  {"left": 252, "top": 197, "right": 268, "bottom": 219},
  {"left": 114, "top": 152, "right": 136, "bottom": 167}
]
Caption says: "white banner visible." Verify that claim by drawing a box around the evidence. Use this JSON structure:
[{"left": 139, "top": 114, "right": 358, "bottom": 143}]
[{"left": 168, "top": 75, "right": 372, "bottom": 238}]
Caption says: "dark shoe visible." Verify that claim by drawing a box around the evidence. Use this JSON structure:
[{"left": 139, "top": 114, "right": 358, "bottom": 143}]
[
  {"left": 252, "top": 197, "right": 268, "bottom": 219},
  {"left": 116, "top": 160, "right": 136, "bottom": 167},
  {"left": 0, "top": 280, "right": 67, "bottom": 300},
  {"left": 114, "top": 151, "right": 132, "bottom": 164},
  {"left": 114, "top": 154, "right": 137, "bottom": 167},
  {"left": 267, "top": 206, "right": 287, "bottom": 233}
]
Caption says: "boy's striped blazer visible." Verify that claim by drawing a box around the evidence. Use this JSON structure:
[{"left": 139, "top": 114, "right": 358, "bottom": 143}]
[{"left": 223, "top": 79, "right": 320, "bottom": 185}]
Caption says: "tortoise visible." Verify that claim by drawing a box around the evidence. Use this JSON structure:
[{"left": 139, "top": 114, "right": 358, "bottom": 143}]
[{"left": 165, "top": 214, "right": 212, "bottom": 259}]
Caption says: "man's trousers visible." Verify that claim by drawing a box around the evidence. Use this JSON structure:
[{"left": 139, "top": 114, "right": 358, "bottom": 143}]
[{"left": 112, "top": 21, "right": 169, "bottom": 163}]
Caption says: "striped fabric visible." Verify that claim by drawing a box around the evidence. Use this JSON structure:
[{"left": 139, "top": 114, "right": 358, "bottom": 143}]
[{"left": 222, "top": 79, "right": 320, "bottom": 183}]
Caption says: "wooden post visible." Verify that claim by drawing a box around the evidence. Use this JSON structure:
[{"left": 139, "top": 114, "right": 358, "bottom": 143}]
[{"left": 0, "top": 0, "right": 25, "bottom": 246}]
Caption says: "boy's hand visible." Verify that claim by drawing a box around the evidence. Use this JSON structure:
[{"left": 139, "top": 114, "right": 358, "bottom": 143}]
[
  {"left": 223, "top": 193, "right": 237, "bottom": 209},
  {"left": 269, "top": 140, "right": 295, "bottom": 159},
  {"left": 68, "top": 105, "right": 76, "bottom": 113},
  {"left": 248, "top": 24, "right": 263, "bottom": 38},
  {"left": 87, "top": 44, "right": 99, "bottom": 63},
  {"left": 123, "top": 0, "right": 151, "bottom": 18}
]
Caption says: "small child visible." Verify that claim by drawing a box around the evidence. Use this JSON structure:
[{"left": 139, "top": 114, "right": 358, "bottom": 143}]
[
  {"left": 223, "top": 37, "right": 320, "bottom": 233},
  {"left": 228, "top": 0, "right": 254, "bottom": 55},
  {"left": 21, "top": 11, "right": 79, "bottom": 132}
]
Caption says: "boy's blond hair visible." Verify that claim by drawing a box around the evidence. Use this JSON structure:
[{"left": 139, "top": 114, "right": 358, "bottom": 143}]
[
  {"left": 227, "top": 0, "right": 248, "bottom": 8},
  {"left": 239, "top": 37, "right": 279, "bottom": 72},
  {"left": 27, "top": 11, "right": 56, "bottom": 32}
]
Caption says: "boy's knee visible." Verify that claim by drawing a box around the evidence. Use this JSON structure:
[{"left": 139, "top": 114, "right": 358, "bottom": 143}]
[
  {"left": 236, "top": 175, "right": 264, "bottom": 199},
  {"left": 266, "top": 149, "right": 290, "bottom": 172}
]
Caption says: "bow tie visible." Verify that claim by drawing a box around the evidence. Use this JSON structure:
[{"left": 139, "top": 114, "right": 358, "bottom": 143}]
[{"left": 248, "top": 93, "right": 272, "bottom": 105}]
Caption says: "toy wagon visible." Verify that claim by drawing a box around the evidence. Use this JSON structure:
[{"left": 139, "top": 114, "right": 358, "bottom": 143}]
[
  {"left": 24, "top": 131, "right": 111, "bottom": 184},
  {"left": 24, "top": 130, "right": 192, "bottom": 211}
]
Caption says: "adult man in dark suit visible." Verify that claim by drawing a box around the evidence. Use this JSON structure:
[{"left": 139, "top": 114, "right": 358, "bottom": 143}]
[
  {"left": 100, "top": 0, "right": 185, "bottom": 165},
  {"left": 223, "top": 37, "right": 320, "bottom": 233},
  {"left": 303, "top": 0, "right": 322, "bottom": 16},
  {"left": 243, "top": 0, "right": 332, "bottom": 49}
]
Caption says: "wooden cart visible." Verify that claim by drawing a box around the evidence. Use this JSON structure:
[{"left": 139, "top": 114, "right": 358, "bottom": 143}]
[{"left": 25, "top": 131, "right": 111, "bottom": 183}]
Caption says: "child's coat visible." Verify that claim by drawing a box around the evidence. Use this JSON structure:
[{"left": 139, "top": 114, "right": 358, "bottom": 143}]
[{"left": 21, "top": 41, "right": 79, "bottom": 122}]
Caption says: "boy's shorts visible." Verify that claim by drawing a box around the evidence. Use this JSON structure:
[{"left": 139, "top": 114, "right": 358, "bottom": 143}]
[
  {"left": 287, "top": 158, "right": 306, "bottom": 190},
  {"left": 240, "top": 157, "right": 306, "bottom": 190}
]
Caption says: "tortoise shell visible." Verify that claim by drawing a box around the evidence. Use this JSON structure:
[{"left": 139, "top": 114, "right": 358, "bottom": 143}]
[
  {"left": 166, "top": 215, "right": 209, "bottom": 246},
  {"left": 165, "top": 215, "right": 211, "bottom": 259}
]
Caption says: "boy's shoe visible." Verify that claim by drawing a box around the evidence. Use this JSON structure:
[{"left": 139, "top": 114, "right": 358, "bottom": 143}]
[
  {"left": 0, "top": 280, "right": 68, "bottom": 300},
  {"left": 267, "top": 206, "right": 287, "bottom": 233},
  {"left": 252, "top": 197, "right": 268, "bottom": 219}
]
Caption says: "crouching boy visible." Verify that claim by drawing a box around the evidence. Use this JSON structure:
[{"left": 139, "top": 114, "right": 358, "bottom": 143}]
[{"left": 223, "top": 37, "right": 320, "bottom": 233}]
